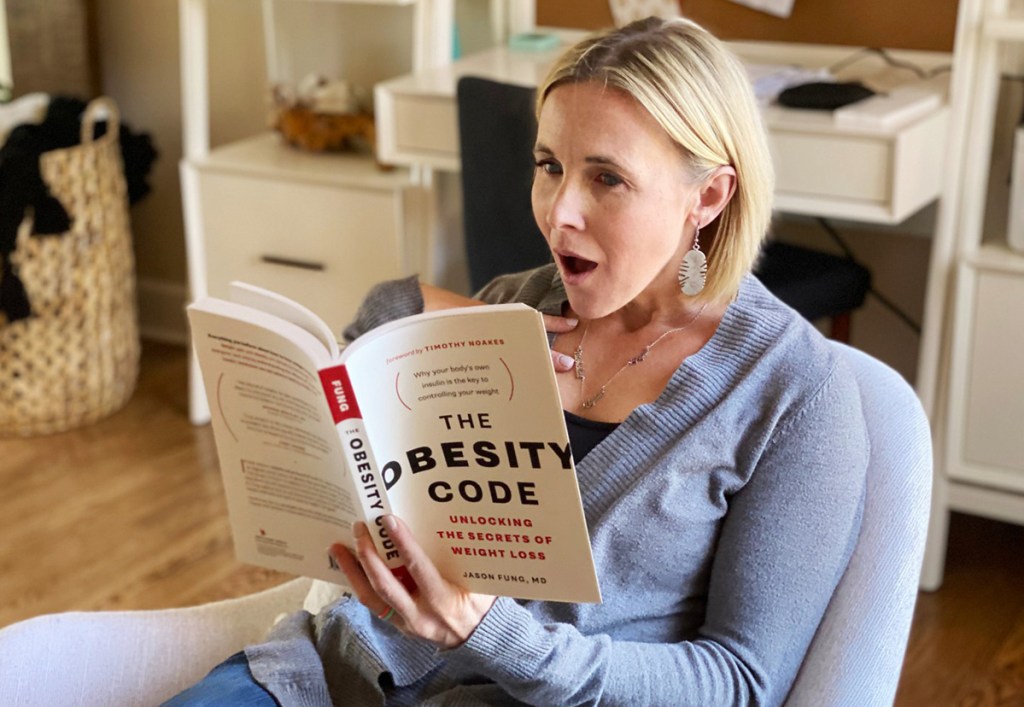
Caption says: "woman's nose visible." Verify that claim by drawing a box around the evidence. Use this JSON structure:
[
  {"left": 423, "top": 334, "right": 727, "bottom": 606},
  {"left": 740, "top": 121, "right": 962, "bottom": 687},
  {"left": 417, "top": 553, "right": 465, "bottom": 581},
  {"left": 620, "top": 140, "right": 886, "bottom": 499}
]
[{"left": 546, "top": 179, "right": 585, "bottom": 232}]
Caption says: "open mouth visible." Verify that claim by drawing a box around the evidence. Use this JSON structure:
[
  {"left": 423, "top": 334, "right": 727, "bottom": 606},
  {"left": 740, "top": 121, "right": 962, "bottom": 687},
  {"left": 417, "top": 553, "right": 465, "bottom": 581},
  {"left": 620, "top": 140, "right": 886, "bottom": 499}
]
[{"left": 561, "top": 255, "right": 598, "bottom": 276}]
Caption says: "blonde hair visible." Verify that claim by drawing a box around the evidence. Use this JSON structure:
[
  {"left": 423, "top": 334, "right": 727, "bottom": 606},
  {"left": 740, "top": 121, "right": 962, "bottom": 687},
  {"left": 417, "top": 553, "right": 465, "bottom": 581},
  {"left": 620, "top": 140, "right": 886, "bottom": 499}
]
[{"left": 538, "top": 17, "right": 774, "bottom": 303}]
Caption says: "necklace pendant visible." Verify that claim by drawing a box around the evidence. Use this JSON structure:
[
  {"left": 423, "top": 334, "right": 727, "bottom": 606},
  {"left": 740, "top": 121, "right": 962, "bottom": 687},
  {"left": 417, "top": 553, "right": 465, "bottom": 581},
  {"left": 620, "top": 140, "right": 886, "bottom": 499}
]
[
  {"left": 569, "top": 303, "right": 707, "bottom": 410},
  {"left": 628, "top": 346, "right": 652, "bottom": 366},
  {"left": 581, "top": 387, "right": 606, "bottom": 409}
]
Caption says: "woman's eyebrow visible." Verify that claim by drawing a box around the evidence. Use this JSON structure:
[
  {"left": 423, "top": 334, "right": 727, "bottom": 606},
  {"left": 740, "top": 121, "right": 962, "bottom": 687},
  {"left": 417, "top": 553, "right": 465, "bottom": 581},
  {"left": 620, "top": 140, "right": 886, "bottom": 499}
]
[
  {"left": 533, "top": 144, "right": 629, "bottom": 171},
  {"left": 585, "top": 155, "right": 626, "bottom": 170}
]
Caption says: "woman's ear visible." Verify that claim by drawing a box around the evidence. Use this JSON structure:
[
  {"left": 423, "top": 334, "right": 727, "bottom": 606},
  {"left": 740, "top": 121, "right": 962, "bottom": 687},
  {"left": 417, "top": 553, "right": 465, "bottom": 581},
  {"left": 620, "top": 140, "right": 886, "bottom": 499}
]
[{"left": 695, "top": 165, "right": 737, "bottom": 226}]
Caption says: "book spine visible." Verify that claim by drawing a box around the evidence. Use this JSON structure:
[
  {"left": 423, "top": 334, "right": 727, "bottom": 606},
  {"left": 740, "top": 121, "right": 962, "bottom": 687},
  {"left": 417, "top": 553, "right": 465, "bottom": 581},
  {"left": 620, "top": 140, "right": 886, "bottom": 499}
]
[{"left": 319, "top": 364, "right": 416, "bottom": 592}]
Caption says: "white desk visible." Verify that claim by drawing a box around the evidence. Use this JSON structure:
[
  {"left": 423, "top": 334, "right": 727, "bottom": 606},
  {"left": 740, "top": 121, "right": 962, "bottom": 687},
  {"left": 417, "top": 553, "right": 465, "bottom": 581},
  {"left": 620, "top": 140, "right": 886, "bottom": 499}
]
[{"left": 375, "top": 40, "right": 951, "bottom": 226}]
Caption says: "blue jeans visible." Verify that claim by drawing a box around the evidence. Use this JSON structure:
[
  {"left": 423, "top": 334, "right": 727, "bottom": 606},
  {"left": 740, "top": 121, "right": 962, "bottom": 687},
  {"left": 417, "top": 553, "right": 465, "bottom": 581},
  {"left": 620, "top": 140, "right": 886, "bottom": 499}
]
[{"left": 161, "top": 651, "right": 278, "bottom": 706}]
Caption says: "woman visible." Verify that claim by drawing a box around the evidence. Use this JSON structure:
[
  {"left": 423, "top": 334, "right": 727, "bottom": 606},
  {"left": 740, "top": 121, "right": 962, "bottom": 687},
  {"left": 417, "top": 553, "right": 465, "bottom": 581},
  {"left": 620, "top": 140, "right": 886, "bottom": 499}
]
[{"left": 170, "top": 16, "right": 866, "bottom": 706}]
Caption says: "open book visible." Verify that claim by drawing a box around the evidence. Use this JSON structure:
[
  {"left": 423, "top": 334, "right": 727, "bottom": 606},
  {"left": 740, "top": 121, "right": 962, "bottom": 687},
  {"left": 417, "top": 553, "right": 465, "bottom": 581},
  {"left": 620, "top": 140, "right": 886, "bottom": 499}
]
[{"left": 187, "top": 283, "right": 601, "bottom": 603}]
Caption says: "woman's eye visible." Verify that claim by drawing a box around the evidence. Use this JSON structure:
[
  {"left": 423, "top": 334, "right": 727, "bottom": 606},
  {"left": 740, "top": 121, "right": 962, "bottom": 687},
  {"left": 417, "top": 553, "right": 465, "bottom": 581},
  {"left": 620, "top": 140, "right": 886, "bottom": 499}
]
[
  {"left": 597, "top": 172, "right": 623, "bottom": 187},
  {"left": 535, "top": 159, "right": 562, "bottom": 175}
]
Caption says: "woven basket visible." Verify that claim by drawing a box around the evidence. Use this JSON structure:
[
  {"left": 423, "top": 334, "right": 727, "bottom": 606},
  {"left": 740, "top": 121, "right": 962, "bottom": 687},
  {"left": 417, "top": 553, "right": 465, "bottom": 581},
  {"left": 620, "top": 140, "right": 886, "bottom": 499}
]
[{"left": 0, "top": 97, "right": 140, "bottom": 436}]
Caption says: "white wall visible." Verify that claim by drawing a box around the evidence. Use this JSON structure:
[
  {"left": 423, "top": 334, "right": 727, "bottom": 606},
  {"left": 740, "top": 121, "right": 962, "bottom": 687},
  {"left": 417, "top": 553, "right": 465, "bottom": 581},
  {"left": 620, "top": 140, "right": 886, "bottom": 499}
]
[
  {"left": 94, "top": 0, "right": 267, "bottom": 342},
  {"left": 92, "top": 0, "right": 486, "bottom": 343},
  {"left": 0, "top": 0, "right": 11, "bottom": 92}
]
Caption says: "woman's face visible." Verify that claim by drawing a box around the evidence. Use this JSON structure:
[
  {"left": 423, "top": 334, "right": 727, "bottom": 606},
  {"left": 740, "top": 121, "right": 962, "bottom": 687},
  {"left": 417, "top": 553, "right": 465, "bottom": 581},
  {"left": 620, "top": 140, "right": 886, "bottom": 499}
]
[{"left": 532, "top": 81, "right": 700, "bottom": 319}]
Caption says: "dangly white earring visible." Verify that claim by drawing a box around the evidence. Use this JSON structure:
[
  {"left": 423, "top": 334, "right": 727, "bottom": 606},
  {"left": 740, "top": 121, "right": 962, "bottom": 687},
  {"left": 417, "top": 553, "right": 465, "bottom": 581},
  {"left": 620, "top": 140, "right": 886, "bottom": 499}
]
[{"left": 678, "top": 223, "right": 707, "bottom": 296}]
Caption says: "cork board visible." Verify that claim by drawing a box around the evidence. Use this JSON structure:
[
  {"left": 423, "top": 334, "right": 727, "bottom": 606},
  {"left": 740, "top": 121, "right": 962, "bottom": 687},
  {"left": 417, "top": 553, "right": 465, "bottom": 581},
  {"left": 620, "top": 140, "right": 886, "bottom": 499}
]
[
  {"left": 537, "top": 0, "right": 958, "bottom": 53},
  {"left": 6, "top": 0, "right": 99, "bottom": 98}
]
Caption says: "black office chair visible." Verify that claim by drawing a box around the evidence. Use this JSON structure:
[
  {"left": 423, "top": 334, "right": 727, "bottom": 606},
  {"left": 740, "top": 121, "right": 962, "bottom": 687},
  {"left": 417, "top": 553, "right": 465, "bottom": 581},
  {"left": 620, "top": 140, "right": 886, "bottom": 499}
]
[
  {"left": 755, "top": 240, "right": 870, "bottom": 341},
  {"left": 456, "top": 77, "right": 551, "bottom": 293},
  {"left": 455, "top": 76, "right": 871, "bottom": 342}
]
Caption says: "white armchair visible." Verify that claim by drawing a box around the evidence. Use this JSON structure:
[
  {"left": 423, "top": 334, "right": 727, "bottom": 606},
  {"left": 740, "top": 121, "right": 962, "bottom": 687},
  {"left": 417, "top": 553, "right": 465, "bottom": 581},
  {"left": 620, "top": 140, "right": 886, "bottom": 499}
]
[
  {"left": 0, "top": 578, "right": 312, "bottom": 705},
  {"left": 0, "top": 343, "right": 932, "bottom": 706}
]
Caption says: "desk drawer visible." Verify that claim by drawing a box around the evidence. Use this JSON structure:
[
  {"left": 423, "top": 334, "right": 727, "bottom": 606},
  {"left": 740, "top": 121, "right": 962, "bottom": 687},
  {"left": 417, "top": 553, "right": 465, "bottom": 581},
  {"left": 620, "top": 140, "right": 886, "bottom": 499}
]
[
  {"left": 393, "top": 95, "right": 459, "bottom": 160},
  {"left": 771, "top": 132, "right": 890, "bottom": 203},
  {"left": 197, "top": 170, "right": 406, "bottom": 335},
  {"left": 769, "top": 107, "right": 947, "bottom": 223}
]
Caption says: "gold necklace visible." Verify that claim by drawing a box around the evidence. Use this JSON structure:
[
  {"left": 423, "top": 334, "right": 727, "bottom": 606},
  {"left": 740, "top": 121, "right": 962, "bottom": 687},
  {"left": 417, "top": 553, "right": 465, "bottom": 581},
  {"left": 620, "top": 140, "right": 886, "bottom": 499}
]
[{"left": 572, "top": 303, "right": 708, "bottom": 410}]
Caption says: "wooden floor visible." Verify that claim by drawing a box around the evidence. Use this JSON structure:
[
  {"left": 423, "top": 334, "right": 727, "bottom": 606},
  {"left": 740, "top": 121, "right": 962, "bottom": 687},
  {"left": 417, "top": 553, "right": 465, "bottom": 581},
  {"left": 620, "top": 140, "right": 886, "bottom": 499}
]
[
  {"left": 2, "top": 342, "right": 1022, "bottom": 705},
  {"left": 0, "top": 342, "right": 288, "bottom": 629}
]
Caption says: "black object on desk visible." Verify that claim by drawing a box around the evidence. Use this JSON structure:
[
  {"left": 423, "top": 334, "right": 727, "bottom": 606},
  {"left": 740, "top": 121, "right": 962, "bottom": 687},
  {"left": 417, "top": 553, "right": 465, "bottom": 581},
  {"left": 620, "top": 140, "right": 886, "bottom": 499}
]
[{"left": 777, "top": 81, "right": 876, "bottom": 110}]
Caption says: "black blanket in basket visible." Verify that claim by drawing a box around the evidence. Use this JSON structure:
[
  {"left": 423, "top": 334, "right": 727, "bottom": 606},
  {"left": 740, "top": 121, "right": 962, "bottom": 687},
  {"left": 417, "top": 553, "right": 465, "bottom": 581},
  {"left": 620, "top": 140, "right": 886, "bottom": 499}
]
[{"left": 0, "top": 96, "right": 157, "bottom": 323}]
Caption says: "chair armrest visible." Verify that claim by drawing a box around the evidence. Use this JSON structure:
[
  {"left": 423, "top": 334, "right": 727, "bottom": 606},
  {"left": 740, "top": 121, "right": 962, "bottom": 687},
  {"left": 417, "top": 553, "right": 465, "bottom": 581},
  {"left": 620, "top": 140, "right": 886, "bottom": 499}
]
[
  {"left": 0, "top": 577, "right": 312, "bottom": 706},
  {"left": 785, "top": 344, "right": 932, "bottom": 706}
]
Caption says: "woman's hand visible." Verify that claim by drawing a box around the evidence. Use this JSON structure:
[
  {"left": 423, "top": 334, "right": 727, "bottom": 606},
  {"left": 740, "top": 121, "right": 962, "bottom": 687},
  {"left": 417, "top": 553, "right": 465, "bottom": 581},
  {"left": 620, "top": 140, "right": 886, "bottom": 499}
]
[
  {"left": 331, "top": 515, "right": 496, "bottom": 649},
  {"left": 420, "top": 283, "right": 578, "bottom": 373},
  {"left": 544, "top": 313, "right": 578, "bottom": 372}
]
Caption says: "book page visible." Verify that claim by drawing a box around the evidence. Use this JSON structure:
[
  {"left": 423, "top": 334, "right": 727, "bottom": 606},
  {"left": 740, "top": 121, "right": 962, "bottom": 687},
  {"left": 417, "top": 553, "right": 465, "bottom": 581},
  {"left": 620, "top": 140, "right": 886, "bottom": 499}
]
[
  {"left": 229, "top": 280, "right": 340, "bottom": 359},
  {"left": 188, "top": 299, "right": 356, "bottom": 585},
  {"left": 342, "top": 304, "right": 601, "bottom": 603}
]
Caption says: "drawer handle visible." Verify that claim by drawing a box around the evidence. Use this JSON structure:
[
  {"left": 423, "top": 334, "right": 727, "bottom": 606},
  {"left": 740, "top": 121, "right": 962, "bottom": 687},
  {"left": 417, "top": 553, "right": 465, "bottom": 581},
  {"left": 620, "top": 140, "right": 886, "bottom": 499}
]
[{"left": 259, "top": 255, "right": 326, "bottom": 272}]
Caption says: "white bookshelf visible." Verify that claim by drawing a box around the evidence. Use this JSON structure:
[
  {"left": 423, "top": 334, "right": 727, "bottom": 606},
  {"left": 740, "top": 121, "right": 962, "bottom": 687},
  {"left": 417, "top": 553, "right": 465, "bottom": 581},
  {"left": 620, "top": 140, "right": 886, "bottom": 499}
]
[{"left": 920, "top": 0, "right": 1024, "bottom": 589}]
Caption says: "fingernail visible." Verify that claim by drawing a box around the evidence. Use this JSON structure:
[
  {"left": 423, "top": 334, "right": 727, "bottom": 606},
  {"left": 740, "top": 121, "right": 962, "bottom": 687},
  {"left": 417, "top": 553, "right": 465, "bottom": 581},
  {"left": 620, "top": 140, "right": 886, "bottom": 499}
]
[
  {"left": 556, "top": 354, "right": 574, "bottom": 368},
  {"left": 352, "top": 521, "right": 367, "bottom": 539},
  {"left": 565, "top": 318, "right": 578, "bottom": 327},
  {"left": 382, "top": 514, "right": 398, "bottom": 531}
]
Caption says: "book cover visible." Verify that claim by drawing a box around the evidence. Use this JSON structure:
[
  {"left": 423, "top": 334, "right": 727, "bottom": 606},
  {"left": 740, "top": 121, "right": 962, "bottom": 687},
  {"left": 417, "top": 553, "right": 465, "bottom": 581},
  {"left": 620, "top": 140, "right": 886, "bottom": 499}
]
[{"left": 187, "top": 282, "right": 601, "bottom": 603}]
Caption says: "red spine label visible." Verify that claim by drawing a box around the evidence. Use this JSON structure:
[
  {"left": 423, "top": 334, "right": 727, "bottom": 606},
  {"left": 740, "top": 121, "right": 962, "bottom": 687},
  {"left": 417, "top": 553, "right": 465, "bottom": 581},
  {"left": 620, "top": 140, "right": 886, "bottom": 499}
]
[
  {"left": 391, "top": 566, "right": 417, "bottom": 593},
  {"left": 319, "top": 365, "right": 360, "bottom": 424}
]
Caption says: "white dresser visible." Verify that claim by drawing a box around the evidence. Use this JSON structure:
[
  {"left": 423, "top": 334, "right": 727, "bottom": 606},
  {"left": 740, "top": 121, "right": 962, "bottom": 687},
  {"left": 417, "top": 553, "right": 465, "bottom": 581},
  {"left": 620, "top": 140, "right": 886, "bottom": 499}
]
[{"left": 179, "top": 0, "right": 453, "bottom": 423}]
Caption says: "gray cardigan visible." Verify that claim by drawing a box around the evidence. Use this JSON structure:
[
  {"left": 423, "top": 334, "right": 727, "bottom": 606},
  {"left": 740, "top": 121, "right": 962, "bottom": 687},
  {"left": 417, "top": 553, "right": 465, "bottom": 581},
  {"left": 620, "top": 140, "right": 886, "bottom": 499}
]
[{"left": 247, "top": 266, "right": 867, "bottom": 706}]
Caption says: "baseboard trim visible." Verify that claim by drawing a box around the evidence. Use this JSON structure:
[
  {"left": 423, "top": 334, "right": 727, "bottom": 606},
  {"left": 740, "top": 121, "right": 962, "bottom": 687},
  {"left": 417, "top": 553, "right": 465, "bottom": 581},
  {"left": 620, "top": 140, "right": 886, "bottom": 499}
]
[{"left": 137, "top": 277, "right": 189, "bottom": 346}]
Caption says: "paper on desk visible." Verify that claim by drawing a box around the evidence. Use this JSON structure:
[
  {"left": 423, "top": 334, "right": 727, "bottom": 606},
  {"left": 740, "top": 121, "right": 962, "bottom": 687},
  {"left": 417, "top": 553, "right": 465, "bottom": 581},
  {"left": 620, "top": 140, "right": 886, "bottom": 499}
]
[
  {"left": 608, "top": 0, "right": 681, "bottom": 27},
  {"left": 727, "top": 0, "right": 796, "bottom": 19},
  {"left": 745, "top": 63, "right": 832, "bottom": 106}
]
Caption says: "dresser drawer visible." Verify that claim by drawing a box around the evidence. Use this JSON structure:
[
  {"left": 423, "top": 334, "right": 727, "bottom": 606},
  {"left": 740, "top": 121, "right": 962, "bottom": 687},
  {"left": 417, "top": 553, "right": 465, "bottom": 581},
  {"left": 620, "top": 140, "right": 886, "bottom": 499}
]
[
  {"left": 949, "top": 266, "right": 1024, "bottom": 493},
  {"left": 197, "top": 170, "right": 407, "bottom": 337},
  {"left": 962, "top": 270, "right": 1024, "bottom": 473}
]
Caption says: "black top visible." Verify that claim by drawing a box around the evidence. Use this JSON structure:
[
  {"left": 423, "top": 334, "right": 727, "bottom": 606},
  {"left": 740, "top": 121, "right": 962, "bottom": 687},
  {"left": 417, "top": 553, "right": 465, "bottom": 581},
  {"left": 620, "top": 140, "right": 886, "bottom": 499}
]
[{"left": 564, "top": 410, "right": 619, "bottom": 463}]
